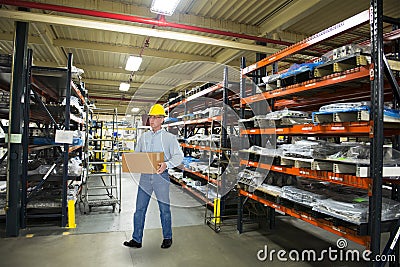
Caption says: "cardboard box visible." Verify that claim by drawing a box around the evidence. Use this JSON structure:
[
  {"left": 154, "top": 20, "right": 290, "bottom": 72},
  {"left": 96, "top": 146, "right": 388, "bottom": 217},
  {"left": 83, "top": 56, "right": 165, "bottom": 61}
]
[{"left": 122, "top": 152, "right": 164, "bottom": 174}]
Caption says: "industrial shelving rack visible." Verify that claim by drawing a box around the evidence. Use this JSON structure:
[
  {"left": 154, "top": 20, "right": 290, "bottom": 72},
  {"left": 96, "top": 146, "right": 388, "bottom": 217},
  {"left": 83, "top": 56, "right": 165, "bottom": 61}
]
[
  {"left": 0, "top": 54, "right": 11, "bottom": 219},
  {"left": 19, "top": 50, "right": 85, "bottom": 228},
  {"left": 237, "top": 2, "right": 400, "bottom": 264},
  {"left": 80, "top": 108, "right": 121, "bottom": 213},
  {"left": 166, "top": 67, "right": 239, "bottom": 232},
  {"left": 167, "top": 83, "right": 224, "bottom": 209}
]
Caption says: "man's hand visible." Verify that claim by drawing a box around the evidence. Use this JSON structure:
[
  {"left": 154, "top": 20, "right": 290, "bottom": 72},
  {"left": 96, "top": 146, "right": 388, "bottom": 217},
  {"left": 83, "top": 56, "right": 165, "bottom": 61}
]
[{"left": 157, "top": 162, "right": 167, "bottom": 174}]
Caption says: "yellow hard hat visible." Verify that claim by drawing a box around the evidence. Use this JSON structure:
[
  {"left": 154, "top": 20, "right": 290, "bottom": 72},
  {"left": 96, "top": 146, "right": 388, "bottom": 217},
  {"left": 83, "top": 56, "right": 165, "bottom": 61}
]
[{"left": 148, "top": 104, "right": 167, "bottom": 116}]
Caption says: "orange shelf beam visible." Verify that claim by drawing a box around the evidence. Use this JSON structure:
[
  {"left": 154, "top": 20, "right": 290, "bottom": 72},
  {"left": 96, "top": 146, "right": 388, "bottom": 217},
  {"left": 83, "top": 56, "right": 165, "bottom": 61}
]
[
  {"left": 184, "top": 168, "right": 220, "bottom": 186},
  {"left": 241, "top": 121, "right": 371, "bottom": 136},
  {"left": 241, "top": 10, "right": 369, "bottom": 75},
  {"left": 240, "top": 159, "right": 372, "bottom": 190},
  {"left": 241, "top": 66, "right": 370, "bottom": 105},
  {"left": 181, "top": 143, "right": 222, "bottom": 153},
  {"left": 170, "top": 176, "right": 214, "bottom": 207},
  {"left": 168, "top": 83, "right": 223, "bottom": 110},
  {"left": 239, "top": 189, "right": 370, "bottom": 247}
]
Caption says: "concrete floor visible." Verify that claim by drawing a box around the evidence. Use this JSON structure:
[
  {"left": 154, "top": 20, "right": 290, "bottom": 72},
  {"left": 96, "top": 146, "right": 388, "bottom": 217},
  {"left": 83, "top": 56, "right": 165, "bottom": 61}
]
[{"left": 0, "top": 173, "right": 371, "bottom": 266}]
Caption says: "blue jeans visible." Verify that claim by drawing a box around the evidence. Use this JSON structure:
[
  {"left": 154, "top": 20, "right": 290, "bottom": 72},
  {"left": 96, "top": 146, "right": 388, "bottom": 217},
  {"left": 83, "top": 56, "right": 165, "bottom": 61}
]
[{"left": 132, "top": 172, "right": 171, "bottom": 243}]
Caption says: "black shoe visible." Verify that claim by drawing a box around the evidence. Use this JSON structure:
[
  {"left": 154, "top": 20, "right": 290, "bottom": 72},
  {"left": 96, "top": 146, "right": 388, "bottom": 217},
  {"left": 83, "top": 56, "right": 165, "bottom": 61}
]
[
  {"left": 123, "top": 239, "right": 142, "bottom": 248},
  {"left": 161, "top": 239, "right": 172, "bottom": 249}
]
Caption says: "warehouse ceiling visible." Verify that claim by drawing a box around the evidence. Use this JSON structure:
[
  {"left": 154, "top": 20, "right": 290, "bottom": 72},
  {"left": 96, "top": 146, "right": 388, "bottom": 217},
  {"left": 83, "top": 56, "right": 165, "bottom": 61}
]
[{"left": 0, "top": 0, "right": 399, "bottom": 115}]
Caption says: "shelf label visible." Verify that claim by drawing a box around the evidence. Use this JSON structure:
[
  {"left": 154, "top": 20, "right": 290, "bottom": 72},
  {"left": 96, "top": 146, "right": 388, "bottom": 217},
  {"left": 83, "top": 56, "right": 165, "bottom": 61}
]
[
  {"left": 332, "top": 75, "right": 346, "bottom": 81},
  {"left": 55, "top": 130, "right": 74, "bottom": 144},
  {"left": 276, "top": 129, "right": 283, "bottom": 132},
  {"left": 301, "top": 127, "right": 313, "bottom": 131},
  {"left": 331, "top": 126, "right": 345, "bottom": 131},
  {"left": 332, "top": 226, "right": 346, "bottom": 234},
  {"left": 273, "top": 167, "right": 282, "bottom": 171},
  {"left": 299, "top": 170, "right": 310, "bottom": 175},
  {"left": 8, "top": 133, "right": 22, "bottom": 144},
  {"left": 305, "top": 82, "right": 316, "bottom": 87},
  {"left": 250, "top": 129, "right": 257, "bottom": 133},
  {"left": 329, "top": 176, "right": 343, "bottom": 182}
]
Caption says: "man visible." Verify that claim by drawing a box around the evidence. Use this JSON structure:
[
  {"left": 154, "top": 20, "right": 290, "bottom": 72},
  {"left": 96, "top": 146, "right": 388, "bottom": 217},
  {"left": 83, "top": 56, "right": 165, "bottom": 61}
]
[{"left": 124, "top": 104, "right": 183, "bottom": 249}]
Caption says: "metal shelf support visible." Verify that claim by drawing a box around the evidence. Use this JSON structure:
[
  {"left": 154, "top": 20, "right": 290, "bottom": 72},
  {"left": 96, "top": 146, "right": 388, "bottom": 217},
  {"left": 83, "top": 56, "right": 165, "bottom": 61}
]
[
  {"left": 369, "top": 0, "right": 384, "bottom": 262},
  {"left": 6, "top": 18, "right": 29, "bottom": 237}
]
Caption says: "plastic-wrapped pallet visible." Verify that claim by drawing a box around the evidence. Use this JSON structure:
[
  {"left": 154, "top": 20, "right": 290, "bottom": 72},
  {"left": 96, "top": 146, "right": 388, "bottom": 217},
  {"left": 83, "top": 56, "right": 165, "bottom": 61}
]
[
  {"left": 312, "top": 198, "right": 368, "bottom": 224},
  {"left": 279, "top": 139, "right": 355, "bottom": 159},
  {"left": 281, "top": 186, "right": 327, "bottom": 207},
  {"left": 381, "top": 198, "right": 400, "bottom": 221}
]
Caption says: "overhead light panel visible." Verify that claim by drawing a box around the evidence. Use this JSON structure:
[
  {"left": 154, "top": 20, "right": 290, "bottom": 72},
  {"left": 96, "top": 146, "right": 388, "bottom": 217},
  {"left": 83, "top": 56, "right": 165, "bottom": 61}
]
[
  {"left": 125, "top": 56, "right": 143, "bottom": 72},
  {"left": 119, "top": 82, "right": 130, "bottom": 91},
  {"left": 131, "top": 107, "right": 140, "bottom": 113},
  {"left": 150, "top": 0, "right": 181, "bottom": 16}
]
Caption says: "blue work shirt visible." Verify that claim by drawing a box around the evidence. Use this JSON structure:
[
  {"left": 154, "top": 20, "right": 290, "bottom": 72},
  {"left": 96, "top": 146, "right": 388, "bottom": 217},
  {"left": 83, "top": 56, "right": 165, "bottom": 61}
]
[{"left": 135, "top": 128, "right": 183, "bottom": 169}]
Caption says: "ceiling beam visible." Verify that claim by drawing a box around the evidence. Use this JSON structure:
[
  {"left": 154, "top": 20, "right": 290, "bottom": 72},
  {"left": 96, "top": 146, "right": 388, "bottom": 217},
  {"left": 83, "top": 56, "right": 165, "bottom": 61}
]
[
  {"left": 0, "top": 10, "right": 275, "bottom": 53},
  {"left": 53, "top": 38, "right": 215, "bottom": 62},
  {"left": 31, "top": 23, "right": 65, "bottom": 65},
  {"left": 84, "top": 78, "right": 170, "bottom": 90},
  {"left": 21, "top": 0, "right": 261, "bottom": 36},
  {"left": 0, "top": 33, "right": 216, "bottom": 62},
  {"left": 259, "top": 0, "right": 336, "bottom": 35},
  {"left": 42, "top": 0, "right": 260, "bottom": 35},
  {"left": 0, "top": 32, "right": 43, "bottom": 44}
]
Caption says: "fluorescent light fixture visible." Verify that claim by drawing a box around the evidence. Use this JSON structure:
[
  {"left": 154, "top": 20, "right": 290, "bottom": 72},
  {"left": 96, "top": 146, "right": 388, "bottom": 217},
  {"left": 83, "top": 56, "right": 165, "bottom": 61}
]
[
  {"left": 119, "top": 82, "right": 130, "bottom": 91},
  {"left": 131, "top": 107, "right": 140, "bottom": 113},
  {"left": 125, "top": 56, "right": 142, "bottom": 72},
  {"left": 126, "top": 114, "right": 132, "bottom": 117},
  {"left": 150, "top": 0, "right": 181, "bottom": 16}
]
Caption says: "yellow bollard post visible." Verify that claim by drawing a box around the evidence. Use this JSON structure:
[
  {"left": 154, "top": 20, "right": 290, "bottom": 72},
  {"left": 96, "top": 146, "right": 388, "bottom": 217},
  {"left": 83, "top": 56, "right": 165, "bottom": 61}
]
[
  {"left": 212, "top": 198, "right": 221, "bottom": 224},
  {"left": 67, "top": 199, "right": 77, "bottom": 229},
  {"left": 101, "top": 159, "right": 107, "bottom": 173}
]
